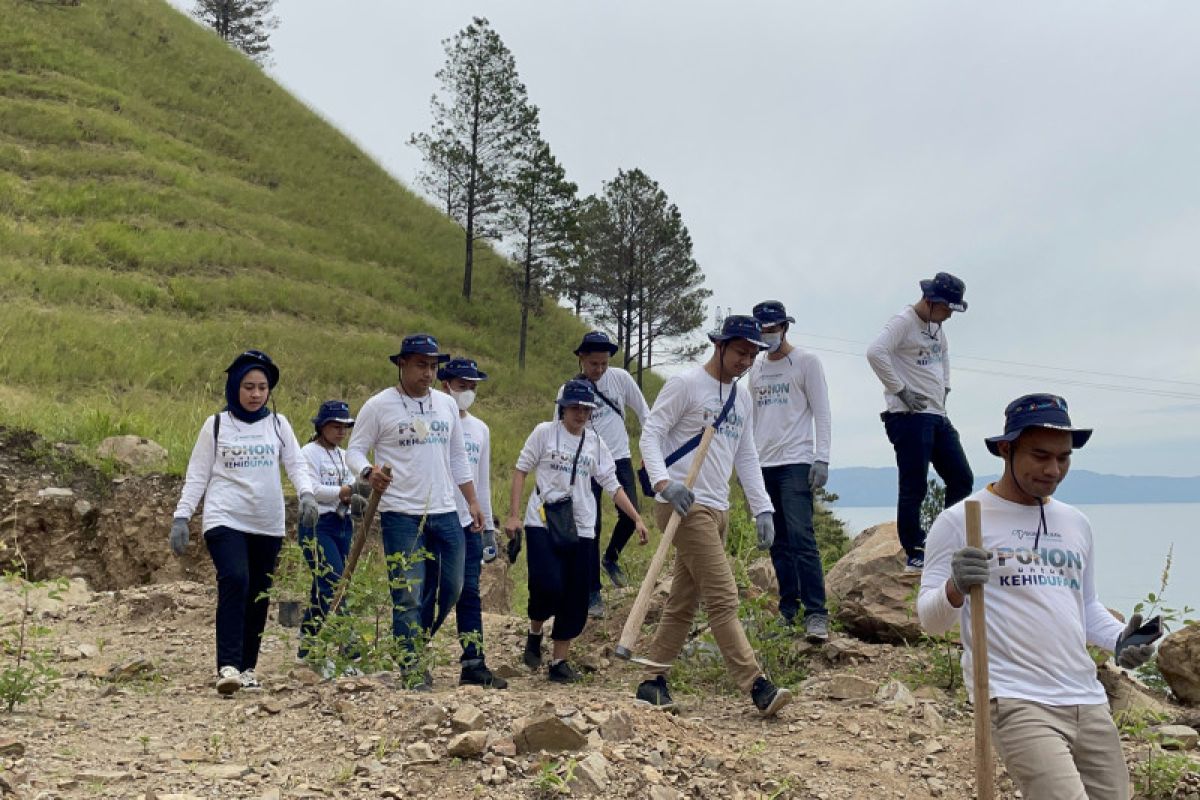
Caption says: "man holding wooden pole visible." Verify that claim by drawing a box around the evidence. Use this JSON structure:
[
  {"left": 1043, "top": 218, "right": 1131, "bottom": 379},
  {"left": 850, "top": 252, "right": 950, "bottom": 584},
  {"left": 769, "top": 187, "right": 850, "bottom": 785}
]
[
  {"left": 918, "top": 393, "right": 1159, "bottom": 800},
  {"left": 632, "top": 314, "right": 793, "bottom": 717}
]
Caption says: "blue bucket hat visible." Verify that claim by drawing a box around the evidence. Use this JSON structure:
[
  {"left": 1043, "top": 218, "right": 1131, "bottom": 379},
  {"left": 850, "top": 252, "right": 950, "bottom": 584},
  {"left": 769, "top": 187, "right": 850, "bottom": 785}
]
[
  {"left": 573, "top": 331, "right": 619, "bottom": 357},
  {"left": 438, "top": 357, "right": 488, "bottom": 382},
  {"left": 985, "top": 393, "right": 1093, "bottom": 457},
  {"left": 312, "top": 400, "right": 355, "bottom": 430},
  {"left": 389, "top": 333, "right": 451, "bottom": 365},
  {"left": 752, "top": 300, "right": 795, "bottom": 327},
  {"left": 224, "top": 349, "right": 279, "bottom": 388},
  {"left": 919, "top": 272, "right": 968, "bottom": 312},
  {"left": 708, "top": 314, "right": 768, "bottom": 350},
  {"left": 556, "top": 378, "right": 598, "bottom": 409}
]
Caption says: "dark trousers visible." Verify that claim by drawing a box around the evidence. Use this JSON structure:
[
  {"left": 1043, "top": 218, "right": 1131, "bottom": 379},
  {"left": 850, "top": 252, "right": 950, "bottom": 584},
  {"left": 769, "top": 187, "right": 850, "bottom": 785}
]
[
  {"left": 297, "top": 512, "right": 353, "bottom": 659},
  {"left": 456, "top": 524, "right": 485, "bottom": 662},
  {"left": 204, "top": 526, "right": 283, "bottom": 672},
  {"left": 589, "top": 456, "right": 639, "bottom": 591},
  {"left": 762, "top": 463, "right": 827, "bottom": 621},
  {"left": 379, "top": 511, "right": 465, "bottom": 655},
  {"left": 882, "top": 412, "right": 974, "bottom": 558},
  {"left": 525, "top": 526, "right": 590, "bottom": 641}
]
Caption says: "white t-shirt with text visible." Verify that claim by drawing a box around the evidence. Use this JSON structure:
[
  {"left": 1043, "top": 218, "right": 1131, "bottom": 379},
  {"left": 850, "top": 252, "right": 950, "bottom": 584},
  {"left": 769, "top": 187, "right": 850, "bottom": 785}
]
[
  {"left": 551, "top": 366, "right": 649, "bottom": 461},
  {"left": 866, "top": 306, "right": 951, "bottom": 416},
  {"left": 516, "top": 421, "right": 620, "bottom": 538},
  {"left": 300, "top": 441, "right": 353, "bottom": 516},
  {"left": 748, "top": 348, "right": 832, "bottom": 467},
  {"left": 455, "top": 413, "right": 495, "bottom": 530}
]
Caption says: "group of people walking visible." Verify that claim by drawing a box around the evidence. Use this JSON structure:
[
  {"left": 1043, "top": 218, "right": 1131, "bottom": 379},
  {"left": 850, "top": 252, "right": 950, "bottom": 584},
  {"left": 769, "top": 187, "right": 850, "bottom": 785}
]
[{"left": 169, "top": 272, "right": 1163, "bottom": 797}]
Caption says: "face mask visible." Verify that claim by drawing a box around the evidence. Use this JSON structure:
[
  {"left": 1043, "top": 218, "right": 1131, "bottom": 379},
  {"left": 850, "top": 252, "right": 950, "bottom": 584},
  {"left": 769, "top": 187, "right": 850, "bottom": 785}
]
[
  {"left": 452, "top": 389, "right": 476, "bottom": 411},
  {"left": 762, "top": 332, "right": 783, "bottom": 353}
]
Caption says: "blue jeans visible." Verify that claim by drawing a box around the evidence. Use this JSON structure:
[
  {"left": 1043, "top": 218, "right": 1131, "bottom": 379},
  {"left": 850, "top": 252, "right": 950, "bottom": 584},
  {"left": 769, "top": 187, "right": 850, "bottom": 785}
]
[
  {"left": 762, "top": 464, "right": 827, "bottom": 622},
  {"left": 456, "top": 525, "right": 485, "bottom": 662},
  {"left": 203, "top": 526, "right": 282, "bottom": 671},
  {"left": 882, "top": 412, "right": 975, "bottom": 558},
  {"left": 297, "top": 512, "right": 353, "bottom": 659},
  {"left": 379, "top": 511, "right": 464, "bottom": 656}
]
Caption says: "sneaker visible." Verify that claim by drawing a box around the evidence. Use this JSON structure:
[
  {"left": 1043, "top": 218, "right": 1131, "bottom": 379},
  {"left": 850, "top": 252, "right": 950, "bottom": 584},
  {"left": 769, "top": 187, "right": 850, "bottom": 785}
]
[
  {"left": 215, "top": 665, "right": 241, "bottom": 696},
  {"left": 602, "top": 558, "right": 628, "bottom": 588},
  {"left": 904, "top": 555, "right": 924, "bottom": 573},
  {"left": 523, "top": 632, "right": 543, "bottom": 671},
  {"left": 751, "top": 676, "right": 793, "bottom": 717},
  {"left": 547, "top": 659, "right": 581, "bottom": 684},
  {"left": 239, "top": 669, "right": 263, "bottom": 691},
  {"left": 587, "top": 591, "right": 606, "bottom": 618},
  {"left": 460, "top": 660, "right": 508, "bottom": 690},
  {"left": 804, "top": 613, "right": 830, "bottom": 644},
  {"left": 635, "top": 675, "right": 675, "bottom": 709}
]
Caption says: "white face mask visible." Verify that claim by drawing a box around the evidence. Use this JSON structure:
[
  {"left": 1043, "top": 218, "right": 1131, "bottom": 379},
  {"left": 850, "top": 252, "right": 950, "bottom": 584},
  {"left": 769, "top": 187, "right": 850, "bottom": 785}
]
[
  {"left": 762, "top": 332, "right": 783, "bottom": 353},
  {"left": 452, "top": 388, "right": 476, "bottom": 411}
]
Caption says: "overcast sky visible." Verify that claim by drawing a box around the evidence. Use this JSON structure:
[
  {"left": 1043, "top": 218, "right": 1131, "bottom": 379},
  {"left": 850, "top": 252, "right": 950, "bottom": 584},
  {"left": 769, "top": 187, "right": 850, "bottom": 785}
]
[{"left": 169, "top": 1, "right": 1200, "bottom": 476}]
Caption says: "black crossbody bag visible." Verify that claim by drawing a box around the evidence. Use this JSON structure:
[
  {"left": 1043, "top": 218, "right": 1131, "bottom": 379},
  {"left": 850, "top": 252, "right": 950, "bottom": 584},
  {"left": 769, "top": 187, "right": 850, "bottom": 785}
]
[
  {"left": 637, "top": 384, "right": 738, "bottom": 497},
  {"left": 538, "top": 428, "right": 587, "bottom": 548}
]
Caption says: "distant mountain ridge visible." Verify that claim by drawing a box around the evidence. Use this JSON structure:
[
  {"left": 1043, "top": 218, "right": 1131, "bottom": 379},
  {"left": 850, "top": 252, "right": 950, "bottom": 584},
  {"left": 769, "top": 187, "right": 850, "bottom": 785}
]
[{"left": 828, "top": 467, "right": 1200, "bottom": 507}]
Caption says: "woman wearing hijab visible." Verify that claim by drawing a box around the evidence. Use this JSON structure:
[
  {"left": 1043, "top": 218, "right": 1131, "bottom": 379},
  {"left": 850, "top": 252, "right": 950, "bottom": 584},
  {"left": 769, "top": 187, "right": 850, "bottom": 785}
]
[{"left": 169, "top": 350, "right": 317, "bottom": 695}]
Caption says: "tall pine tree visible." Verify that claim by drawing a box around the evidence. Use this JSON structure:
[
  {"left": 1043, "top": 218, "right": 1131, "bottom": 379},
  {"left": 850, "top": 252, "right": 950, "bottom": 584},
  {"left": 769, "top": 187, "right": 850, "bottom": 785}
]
[
  {"left": 411, "top": 18, "right": 532, "bottom": 300},
  {"left": 192, "top": 0, "right": 278, "bottom": 64}
]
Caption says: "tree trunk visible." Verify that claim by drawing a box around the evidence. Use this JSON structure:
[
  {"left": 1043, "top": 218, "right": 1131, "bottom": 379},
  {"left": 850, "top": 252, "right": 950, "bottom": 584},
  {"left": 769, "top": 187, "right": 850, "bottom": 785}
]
[
  {"left": 519, "top": 225, "right": 534, "bottom": 370},
  {"left": 463, "top": 72, "right": 482, "bottom": 301},
  {"left": 636, "top": 284, "right": 646, "bottom": 386}
]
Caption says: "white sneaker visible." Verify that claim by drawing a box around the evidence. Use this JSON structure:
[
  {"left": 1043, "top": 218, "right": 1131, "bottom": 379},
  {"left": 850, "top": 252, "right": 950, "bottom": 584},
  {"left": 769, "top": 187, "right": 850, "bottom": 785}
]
[
  {"left": 216, "top": 665, "right": 241, "bottom": 695},
  {"left": 239, "top": 669, "right": 263, "bottom": 691}
]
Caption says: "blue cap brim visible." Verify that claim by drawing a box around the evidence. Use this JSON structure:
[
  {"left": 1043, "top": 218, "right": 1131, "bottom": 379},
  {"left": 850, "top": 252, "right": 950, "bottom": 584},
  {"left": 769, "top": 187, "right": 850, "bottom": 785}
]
[
  {"left": 390, "top": 352, "right": 452, "bottom": 365},
  {"left": 985, "top": 426, "right": 1092, "bottom": 457},
  {"left": 556, "top": 399, "right": 597, "bottom": 409},
  {"left": 708, "top": 332, "right": 769, "bottom": 350}
]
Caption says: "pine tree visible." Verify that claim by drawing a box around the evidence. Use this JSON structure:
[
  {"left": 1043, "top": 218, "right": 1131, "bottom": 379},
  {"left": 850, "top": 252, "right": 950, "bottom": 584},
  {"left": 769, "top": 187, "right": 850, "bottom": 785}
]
[
  {"left": 411, "top": 18, "right": 532, "bottom": 300},
  {"left": 502, "top": 114, "right": 578, "bottom": 370},
  {"left": 191, "top": 0, "right": 278, "bottom": 64}
]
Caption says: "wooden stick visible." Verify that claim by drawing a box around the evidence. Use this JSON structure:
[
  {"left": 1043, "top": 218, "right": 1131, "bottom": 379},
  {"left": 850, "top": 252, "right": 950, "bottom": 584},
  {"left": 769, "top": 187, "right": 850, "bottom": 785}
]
[
  {"left": 615, "top": 426, "right": 717, "bottom": 662},
  {"left": 965, "top": 499, "right": 995, "bottom": 800},
  {"left": 328, "top": 464, "right": 390, "bottom": 616}
]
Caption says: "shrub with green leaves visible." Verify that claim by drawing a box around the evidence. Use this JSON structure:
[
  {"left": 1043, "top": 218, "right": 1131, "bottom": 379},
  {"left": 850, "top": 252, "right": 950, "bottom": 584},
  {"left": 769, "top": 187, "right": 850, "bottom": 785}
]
[{"left": 1, "top": 572, "right": 64, "bottom": 713}]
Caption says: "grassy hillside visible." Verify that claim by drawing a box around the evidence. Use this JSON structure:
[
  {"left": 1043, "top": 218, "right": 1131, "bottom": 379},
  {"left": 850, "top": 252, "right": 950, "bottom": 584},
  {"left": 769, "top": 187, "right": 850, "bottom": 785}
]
[{"left": 0, "top": 0, "right": 659, "bottom": 483}]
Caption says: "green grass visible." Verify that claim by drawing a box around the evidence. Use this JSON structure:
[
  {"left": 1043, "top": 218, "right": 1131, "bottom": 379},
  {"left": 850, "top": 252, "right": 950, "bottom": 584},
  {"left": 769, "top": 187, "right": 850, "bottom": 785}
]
[{"left": 0, "top": 0, "right": 662, "bottom": 506}]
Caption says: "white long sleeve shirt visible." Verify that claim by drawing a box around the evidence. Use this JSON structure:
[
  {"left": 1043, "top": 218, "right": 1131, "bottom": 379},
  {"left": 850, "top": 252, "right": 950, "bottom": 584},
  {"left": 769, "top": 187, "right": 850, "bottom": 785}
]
[
  {"left": 866, "top": 306, "right": 951, "bottom": 416},
  {"left": 917, "top": 488, "right": 1126, "bottom": 706},
  {"left": 551, "top": 367, "right": 650, "bottom": 461},
  {"left": 517, "top": 421, "right": 620, "bottom": 538},
  {"left": 639, "top": 366, "right": 773, "bottom": 516},
  {"left": 174, "top": 412, "right": 313, "bottom": 537},
  {"left": 748, "top": 348, "right": 832, "bottom": 467},
  {"left": 455, "top": 413, "right": 495, "bottom": 530},
  {"left": 300, "top": 441, "right": 353, "bottom": 516},
  {"left": 345, "top": 387, "right": 472, "bottom": 516}
]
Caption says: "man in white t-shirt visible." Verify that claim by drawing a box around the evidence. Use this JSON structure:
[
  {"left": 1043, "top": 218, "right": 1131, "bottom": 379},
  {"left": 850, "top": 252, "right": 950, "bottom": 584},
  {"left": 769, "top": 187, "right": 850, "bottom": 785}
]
[
  {"left": 635, "top": 314, "right": 793, "bottom": 717},
  {"left": 567, "top": 331, "right": 650, "bottom": 617},
  {"left": 347, "top": 334, "right": 484, "bottom": 690},
  {"left": 918, "top": 394, "right": 1158, "bottom": 800},
  {"left": 437, "top": 357, "right": 506, "bottom": 690},
  {"left": 749, "top": 300, "right": 832, "bottom": 643},
  {"left": 867, "top": 272, "right": 974, "bottom": 571}
]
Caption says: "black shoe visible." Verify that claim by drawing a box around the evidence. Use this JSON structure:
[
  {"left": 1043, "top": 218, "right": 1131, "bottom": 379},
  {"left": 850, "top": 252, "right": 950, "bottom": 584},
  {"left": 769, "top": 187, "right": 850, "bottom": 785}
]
[
  {"left": 547, "top": 659, "right": 581, "bottom": 684},
  {"left": 587, "top": 591, "right": 605, "bottom": 618},
  {"left": 635, "top": 675, "right": 675, "bottom": 709},
  {"left": 751, "top": 676, "right": 793, "bottom": 717},
  {"left": 523, "top": 633, "right": 543, "bottom": 670},
  {"left": 602, "top": 558, "right": 628, "bottom": 588},
  {"left": 460, "top": 660, "right": 508, "bottom": 689}
]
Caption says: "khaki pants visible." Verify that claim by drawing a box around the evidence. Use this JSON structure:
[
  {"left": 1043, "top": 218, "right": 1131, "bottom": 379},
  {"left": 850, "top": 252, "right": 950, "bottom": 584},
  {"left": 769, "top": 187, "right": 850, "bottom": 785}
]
[
  {"left": 644, "top": 504, "right": 761, "bottom": 693},
  {"left": 991, "top": 698, "right": 1129, "bottom": 800}
]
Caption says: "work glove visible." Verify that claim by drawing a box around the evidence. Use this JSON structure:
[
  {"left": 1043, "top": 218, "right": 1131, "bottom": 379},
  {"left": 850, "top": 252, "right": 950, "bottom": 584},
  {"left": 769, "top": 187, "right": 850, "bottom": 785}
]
[
  {"left": 349, "top": 493, "right": 368, "bottom": 518},
  {"left": 896, "top": 387, "right": 929, "bottom": 413},
  {"left": 169, "top": 518, "right": 190, "bottom": 556},
  {"left": 482, "top": 530, "right": 498, "bottom": 563},
  {"left": 755, "top": 512, "right": 775, "bottom": 550},
  {"left": 950, "top": 546, "right": 990, "bottom": 594},
  {"left": 506, "top": 529, "right": 523, "bottom": 565},
  {"left": 1114, "top": 613, "right": 1158, "bottom": 669},
  {"left": 298, "top": 492, "right": 319, "bottom": 528},
  {"left": 353, "top": 479, "right": 372, "bottom": 499},
  {"left": 659, "top": 481, "right": 695, "bottom": 517},
  {"left": 809, "top": 461, "right": 829, "bottom": 490}
]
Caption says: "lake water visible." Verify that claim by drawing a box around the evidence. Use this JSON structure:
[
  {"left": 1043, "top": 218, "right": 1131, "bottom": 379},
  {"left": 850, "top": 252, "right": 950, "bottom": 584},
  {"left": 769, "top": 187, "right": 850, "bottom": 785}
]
[{"left": 831, "top": 503, "right": 1200, "bottom": 619}]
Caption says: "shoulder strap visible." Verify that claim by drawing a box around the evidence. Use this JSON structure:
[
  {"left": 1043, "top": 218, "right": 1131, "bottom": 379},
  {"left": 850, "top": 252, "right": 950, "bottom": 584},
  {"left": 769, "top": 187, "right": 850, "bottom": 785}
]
[
  {"left": 212, "top": 412, "right": 220, "bottom": 456},
  {"left": 663, "top": 381, "right": 739, "bottom": 468},
  {"left": 593, "top": 386, "right": 623, "bottom": 419}
]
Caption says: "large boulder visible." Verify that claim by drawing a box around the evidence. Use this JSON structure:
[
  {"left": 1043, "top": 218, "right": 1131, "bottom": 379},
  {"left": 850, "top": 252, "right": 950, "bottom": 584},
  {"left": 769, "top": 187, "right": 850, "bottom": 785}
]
[
  {"left": 1158, "top": 624, "right": 1200, "bottom": 705},
  {"left": 824, "top": 523, "right": 922, "bottom": 644},
  {"left": 96, "top": 435, "right": 168, "bottom": 469}
]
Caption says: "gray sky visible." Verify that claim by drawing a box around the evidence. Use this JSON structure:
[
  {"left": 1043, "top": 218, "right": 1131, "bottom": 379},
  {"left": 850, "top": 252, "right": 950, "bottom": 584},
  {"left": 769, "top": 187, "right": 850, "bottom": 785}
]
[{"left": 169, "top": 0, "right": 1200, "bottom": 476}]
